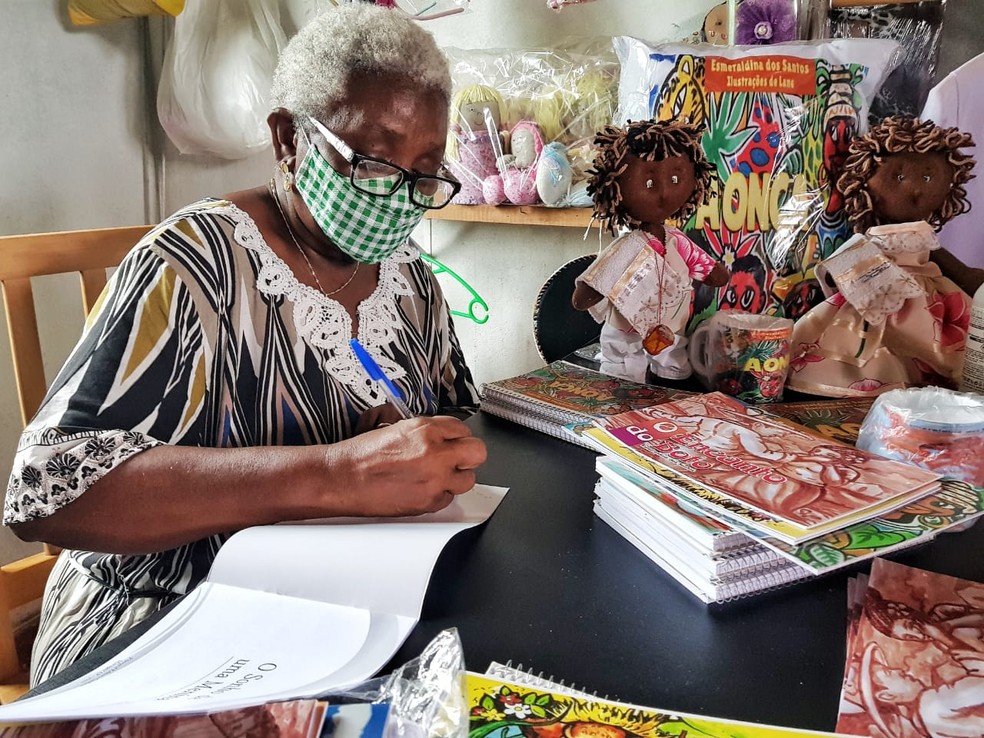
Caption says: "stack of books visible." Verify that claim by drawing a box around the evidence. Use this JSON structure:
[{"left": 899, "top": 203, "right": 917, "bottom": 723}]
[
  {"left": 580, "top": 392, "right": 984, "bottom": 603},
  {"left": 479, "top": 360, "right": 693, "bottom": 448}
]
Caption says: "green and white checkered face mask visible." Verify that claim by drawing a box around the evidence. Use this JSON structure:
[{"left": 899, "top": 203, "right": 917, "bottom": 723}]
[{"left": 294, "top": 130, "right": 426, "bottom": 264}]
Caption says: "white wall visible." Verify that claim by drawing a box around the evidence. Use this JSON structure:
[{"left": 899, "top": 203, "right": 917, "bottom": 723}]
[{"left": 2, "top": 0, "right": 982, "bottom": 564}]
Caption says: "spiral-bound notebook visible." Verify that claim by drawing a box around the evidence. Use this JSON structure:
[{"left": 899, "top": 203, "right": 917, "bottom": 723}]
[
  {"left": 468, "top": 665, "right": 854, "bottom": 737},
  {"left": 479, "top": 360, "right": 693, "bottom": 447}
]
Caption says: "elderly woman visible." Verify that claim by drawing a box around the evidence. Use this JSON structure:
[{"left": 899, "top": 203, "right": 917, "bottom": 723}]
[{"left": 4, "top": 4, "right": 486, "bottom": 685}]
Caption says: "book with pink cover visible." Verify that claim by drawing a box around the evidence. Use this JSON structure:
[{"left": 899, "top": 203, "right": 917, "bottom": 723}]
[
  {"left": 592, "top": 392, "right": 939, "bottom": 533},
  {"left": 837, "top": 559, "right": 984, "bottom": 738}
]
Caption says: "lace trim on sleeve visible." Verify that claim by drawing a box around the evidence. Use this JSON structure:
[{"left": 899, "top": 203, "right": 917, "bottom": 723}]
[{"left": 5, "top": 429, "right": 162, "bottom": 524}]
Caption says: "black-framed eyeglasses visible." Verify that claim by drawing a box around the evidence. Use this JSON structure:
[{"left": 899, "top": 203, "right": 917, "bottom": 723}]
[{"left": 307, "top": 117, "right": 461, "bottom": 209}]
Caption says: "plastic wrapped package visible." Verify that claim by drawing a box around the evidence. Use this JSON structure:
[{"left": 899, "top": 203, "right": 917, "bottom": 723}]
[
  {"left": 156, "top": 0, "right": 287, "bottom": 159},
  {"left": 829, "top": 0, "right": 946, "bottom": 119},
  {"left": 443, "top": 44, "right": 620, "bottom": 207},
  {"left": 320, "top": 628, "right": 468, "bottom": 738},
  {"left": 341, "top": 0, "right": 472, "bottom": 22},
  {"left": 614, "top": 36, "right": 900, "bottom": 325},
  {"left": 857, "top": 387, "right": 984, "bottom": 487}
]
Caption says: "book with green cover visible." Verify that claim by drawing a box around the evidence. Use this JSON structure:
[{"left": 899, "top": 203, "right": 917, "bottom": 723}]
[
  {"left": 467, "top": 671, "right": 854, "bottom": 738},
  {"left": 766, "top": 398, "right": 875, "bottom": 445}
]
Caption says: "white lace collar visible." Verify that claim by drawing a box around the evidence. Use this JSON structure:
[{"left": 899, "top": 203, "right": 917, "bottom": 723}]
[{"left": 216, "top": 201, "right": 416, "bottom": 406}]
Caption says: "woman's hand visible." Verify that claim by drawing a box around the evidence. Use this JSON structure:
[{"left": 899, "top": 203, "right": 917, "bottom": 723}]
[
  {"left": 324, "top": 416, "right": 488, "bottom": 518},
  {"left": 354, "top": 403, "right": 408, "bottom": 434}
]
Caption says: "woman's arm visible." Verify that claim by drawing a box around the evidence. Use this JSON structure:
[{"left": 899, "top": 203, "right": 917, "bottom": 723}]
[{"left": 11, "top": 415, "right": 485, "bottom": 555}]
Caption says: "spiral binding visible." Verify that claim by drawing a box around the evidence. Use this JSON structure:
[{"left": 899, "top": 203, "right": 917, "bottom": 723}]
[{"left": 485, "top": 661, "right": 604, "bottom": 700}]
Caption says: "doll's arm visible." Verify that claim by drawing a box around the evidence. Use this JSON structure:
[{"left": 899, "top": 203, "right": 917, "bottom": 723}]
[
  {"left": 572, "top": 282, "right": 604, "bottom": 311},
  {"left": 702, "top": 261, "right": 730, "bottom": 288},
  {"left": 931, "top": 247, "right": 984, "bottom": 296}
]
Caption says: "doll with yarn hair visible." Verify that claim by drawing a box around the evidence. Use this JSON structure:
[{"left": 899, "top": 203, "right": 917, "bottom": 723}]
[
  {"left": 484, "top": 119, "right": 546, "bottom": 206},
  {"left": 788, "top": 116, "right": 979, "bottom": 397},
  {"left": 446, "top": 84, "right": 506, "bottom": 205},
  {"left": 572, "top": 120, "right": 729, "bottom": 382}
]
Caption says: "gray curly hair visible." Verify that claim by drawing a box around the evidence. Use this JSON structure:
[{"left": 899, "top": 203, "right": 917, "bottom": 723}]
[{"left": 270, "top": 4, "right": 451, "bottom": 130}]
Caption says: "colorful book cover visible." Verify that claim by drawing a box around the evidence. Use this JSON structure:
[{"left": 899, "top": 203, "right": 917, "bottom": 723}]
[
  {"left": 0, "top": 700, "right": 326, "bottom": 737},
  {"left": 467, "top": 672, "right": 853, "bottom": 738},
  {"left": 592, "top": 392, "right": 939, "bottom": 531},
  {"left": 766, "top": 398, "right": 875, "bottom": 445},
  {"left": 595, "top": 456, "right": 753, "bottom": 555},
  {"left": 837, "top": 559, "right": 984, "bottom": 738},
  {"left": 480, "top": 361, "right": 693, "bottom": 425},
  {"left": 585, "top": 425, "right": 984, "bottom": 574}
]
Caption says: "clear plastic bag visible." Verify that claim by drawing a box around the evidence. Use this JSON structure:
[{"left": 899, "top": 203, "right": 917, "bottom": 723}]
[
  {"left": 339, "top": 0, "right": 471, "bottom": 22},
  {"left": 828, "top": 0, "right": 946, "bottom": 119},
  {"left": 156, "top": 0, "right": 287, "bottom": 159},
  {"left": 319, "top": 628, "right": 468, "bottom": 738},
  {"left": 857, "top": 386, "right": 984, "bottom": 487},
  {"left": 443, "top": 43, "right": 619, "bottom": 208},
  {"left": 614, "top": 36, "right": 901, "bottom": 323}
]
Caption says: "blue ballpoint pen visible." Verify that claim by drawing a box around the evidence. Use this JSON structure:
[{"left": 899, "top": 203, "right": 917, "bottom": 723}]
[{"left": 349, "top": 338, "right": 413, "bottom": 419}]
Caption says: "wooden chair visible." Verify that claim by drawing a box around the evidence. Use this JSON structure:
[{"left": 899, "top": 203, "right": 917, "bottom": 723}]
[{"left": 0, "top": 224, "right": 150, "bottom": 701}]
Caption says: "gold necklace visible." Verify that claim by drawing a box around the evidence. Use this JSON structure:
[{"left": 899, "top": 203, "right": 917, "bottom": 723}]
[{"left": 267, "top": 179, "right": 359, "bottom": 297}]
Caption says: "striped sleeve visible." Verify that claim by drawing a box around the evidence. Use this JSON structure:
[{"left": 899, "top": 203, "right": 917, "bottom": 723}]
[{"left": 4, "top": 243, "right": 211, "bottom": 524}]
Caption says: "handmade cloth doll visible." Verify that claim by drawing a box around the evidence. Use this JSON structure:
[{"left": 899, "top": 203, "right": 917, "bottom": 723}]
[
  {"left": 572, "top": 120, "right": 729, "bottom": 382},
  {"left": 787, "top": 117, "right": 977, "bottom": 397},
  {"left": 702, "top": 2, "right": 732, "bottom": 45},
  {"left": 484, "top": 119, "right": 545, "bottom": 206},
  {"left": 446, "top": 84, "right": 506, "bottom": 205}
]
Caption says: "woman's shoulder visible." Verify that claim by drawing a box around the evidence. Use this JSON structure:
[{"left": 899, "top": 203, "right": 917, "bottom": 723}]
[{"left": 133, "top": 199, "right": 262, "bottom": 271}]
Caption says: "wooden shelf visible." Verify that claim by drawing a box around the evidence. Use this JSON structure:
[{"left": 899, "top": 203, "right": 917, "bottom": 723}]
[{"left": 425, "top": 205, "right": 594, "bottom": 228}]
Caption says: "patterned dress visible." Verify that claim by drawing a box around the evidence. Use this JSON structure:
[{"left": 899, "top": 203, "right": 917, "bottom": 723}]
[{"left": 3, "top": 199, "right": 479, "bottom": 685}]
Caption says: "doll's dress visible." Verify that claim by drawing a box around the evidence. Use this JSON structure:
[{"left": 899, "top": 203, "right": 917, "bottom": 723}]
[
  {"left": 576, "top": 228, "right": 705, "bottom": 381},
  {"left": 787, "top": 221, "right": 972, "bottom": 397},
  {"left": 501, "top": 163, "right": 541, "bottom": 205},
  {"left": 448, "top": 128, "right": 500, "bottom": 205}
]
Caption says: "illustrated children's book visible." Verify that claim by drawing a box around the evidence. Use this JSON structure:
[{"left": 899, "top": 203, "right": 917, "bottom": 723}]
[
  {"left": 0, "top": 486, "right": 507, "bottom": 724},
  {"left": 0, "top": 699, "right": 330, "bottom": 737},
  {"left": 480, "top": 360, "right": 693, "bottom": 428},
  {"left": 590, "top": 425, "right": 984, "bottom": 574},
  {"left": 466, "top": 671, "right": 857, "bottom": 738},
  {"left": 595, "top": 456, "right": 754, "bottom": 556},
  {"left": 591, "top": 393, "right": 939, "bottom": 534},
  {"left": 837, "top": 559, "right": 984, "bottom": 738},
  {"left": 766, "top": 397, "right": 875, "bottom": 445}
]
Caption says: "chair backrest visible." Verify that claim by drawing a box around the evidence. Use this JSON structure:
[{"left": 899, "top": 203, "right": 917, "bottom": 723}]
[
  {"left": 532, "top": 254, "right": 601, "bottom": 364},
  {"left": 0, "top": 225, "right": 149, "bottom": 701},
  {"left": 0, "top": 225, "right": 150, "bottom": 426}
]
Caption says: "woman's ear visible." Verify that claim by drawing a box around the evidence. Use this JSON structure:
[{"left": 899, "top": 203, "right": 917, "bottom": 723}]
[{"left": 268, "top": 108, "right": 298, "bottom": 161}]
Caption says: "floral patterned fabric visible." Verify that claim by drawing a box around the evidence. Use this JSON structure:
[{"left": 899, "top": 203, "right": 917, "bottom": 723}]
[
  {"left": 4, "top": 199, "right": 479, "bottom": 685},
  {"left": 788, "top": 222, "right": 971, "bottom": 397}
]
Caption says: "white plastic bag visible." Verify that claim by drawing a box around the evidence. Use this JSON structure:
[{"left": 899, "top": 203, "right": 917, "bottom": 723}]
[{"left": 157, "top": 0, "right": 287, "bottom": 159}]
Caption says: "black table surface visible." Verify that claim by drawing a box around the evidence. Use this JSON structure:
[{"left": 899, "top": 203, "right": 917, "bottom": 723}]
[{"left": 28, "top": 411, "right": 984, "bottom": 733}]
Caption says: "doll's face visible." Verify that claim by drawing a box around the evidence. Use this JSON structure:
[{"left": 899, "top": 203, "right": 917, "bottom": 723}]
[
  {"left": 617, "top": 154, "right": 697, "bottom": 226},
  {"left": 867, "top": 151, "right": 954, "bottom": 224},
  {"left": 459, "top": 101, "right": 501, "bottom": 133},
  {"left": 511, "top": 129, "right": 537, "bottom": 167},
  {"left": 703, "top": 3, "right": 729, "bottom": 45}
]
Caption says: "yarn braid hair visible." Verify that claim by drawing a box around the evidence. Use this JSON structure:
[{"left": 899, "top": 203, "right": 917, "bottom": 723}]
[
  {"left": 586, "top": 119, "right": 715, "bottom": 236},
  {"left": 837, "top": 116, "right": 976, "bottom": 233}
]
